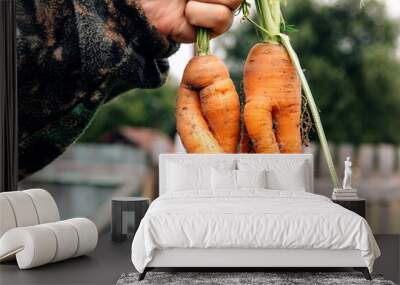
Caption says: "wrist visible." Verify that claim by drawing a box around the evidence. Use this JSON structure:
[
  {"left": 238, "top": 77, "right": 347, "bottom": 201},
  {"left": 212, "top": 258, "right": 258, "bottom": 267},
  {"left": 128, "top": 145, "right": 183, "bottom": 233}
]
[{"left": 112, "top": 0, "right": 176, "bottom": 58}]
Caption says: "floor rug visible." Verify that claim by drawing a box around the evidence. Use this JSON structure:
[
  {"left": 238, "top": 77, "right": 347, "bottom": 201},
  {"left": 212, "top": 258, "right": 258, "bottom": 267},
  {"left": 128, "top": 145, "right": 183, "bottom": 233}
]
[{"left": 116, "top": 271, "right": 396, "bottom": 285}]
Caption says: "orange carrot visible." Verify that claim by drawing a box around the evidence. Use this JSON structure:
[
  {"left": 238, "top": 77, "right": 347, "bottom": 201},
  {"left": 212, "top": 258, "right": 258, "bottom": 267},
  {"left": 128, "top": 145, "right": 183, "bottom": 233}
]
[
  {"left": 238, "top": 0, "right": 340, "bottom": 188},
  {"left": 239, "top": 0, "right": 302, "bottom": 154},
  {"left": 243, "top": 43, "right": 301, "bottom": 153},
  {"left": 176, "top": 85, "right": 223, "bottom": 153},
  {"left": 176, "top": 55, "right": 241, "bottom": 153}
]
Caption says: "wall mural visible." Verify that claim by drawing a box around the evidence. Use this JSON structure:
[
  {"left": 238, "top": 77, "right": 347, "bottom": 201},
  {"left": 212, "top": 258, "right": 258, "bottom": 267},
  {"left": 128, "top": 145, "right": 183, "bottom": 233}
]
[{"left": 12, "top": 0, "right": 400, "bottom": 237}]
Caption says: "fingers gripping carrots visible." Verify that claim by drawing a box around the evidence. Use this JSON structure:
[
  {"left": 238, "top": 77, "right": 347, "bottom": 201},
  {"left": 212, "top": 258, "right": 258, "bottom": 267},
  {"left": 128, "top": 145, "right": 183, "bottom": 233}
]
[
  {"left": 176, "top": 29, "right": 241, "bottom": 153},
  {"left": 243, "top": 43, "right": 302, "bottom": 153}
]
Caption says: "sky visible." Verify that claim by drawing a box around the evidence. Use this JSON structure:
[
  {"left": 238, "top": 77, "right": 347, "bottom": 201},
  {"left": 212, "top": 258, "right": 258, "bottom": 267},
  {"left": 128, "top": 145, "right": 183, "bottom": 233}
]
[
  {"left": 386, "top": 0, "right": 400, "bottom": 17},
  {"left": 168, "top": 0, "right": 400, "bottom": 80}
]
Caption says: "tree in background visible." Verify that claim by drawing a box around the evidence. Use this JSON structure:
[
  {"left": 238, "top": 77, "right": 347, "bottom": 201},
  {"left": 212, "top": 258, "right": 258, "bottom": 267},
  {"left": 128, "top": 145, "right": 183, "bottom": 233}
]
[
  {"left": 222, "top": 0, "right": 400, "bottom": 144},
  {"left": 79, "top": 82, "right": 177, "bottom": 142}
]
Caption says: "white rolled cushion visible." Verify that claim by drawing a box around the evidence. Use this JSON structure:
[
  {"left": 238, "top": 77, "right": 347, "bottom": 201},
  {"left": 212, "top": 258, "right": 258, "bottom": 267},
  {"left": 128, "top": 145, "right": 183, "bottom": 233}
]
[
  {"left": 23, "top": 189, "right": 60, "bottom": 223},
  {"left": 0, "top": 196, "right": 17, "bottom": 237},
  {"left": 211, "top": 168, "right": 237, "bottom": 190},
  {"left": 64, "top": 218, "right": 98, "bottom": 257},
  {"left": 0, "top": 226, "right": 57, "bottom": 269},
  {"left": 42, "top": 221, "right": 79, "bottom": 262},
  {"left": 236, "top": 169, "right": 267, "bottom": 189},
  {"left": 0, "top": 218, "right": 98, "bottom": 269},
  {"left": 167, "top": 163, "right": 212, "bottom": 191},
  {"left": 0, "top": 192, "right": 39, "bottom": 227}
]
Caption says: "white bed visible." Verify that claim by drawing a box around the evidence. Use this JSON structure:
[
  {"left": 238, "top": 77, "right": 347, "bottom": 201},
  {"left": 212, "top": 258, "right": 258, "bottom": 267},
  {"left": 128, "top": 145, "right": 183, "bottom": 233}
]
[{"left": 131, "top": 154, "right": 380, "bottom": 280}]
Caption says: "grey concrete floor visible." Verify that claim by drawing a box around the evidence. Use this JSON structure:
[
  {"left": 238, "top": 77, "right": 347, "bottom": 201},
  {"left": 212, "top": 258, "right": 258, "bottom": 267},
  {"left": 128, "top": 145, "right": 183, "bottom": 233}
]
[
  {"left": 0, "top": 234, "right": 398, "bottom": 285},
  {"left": 374, "top": 235, "right": 400, "bottom": 284}
]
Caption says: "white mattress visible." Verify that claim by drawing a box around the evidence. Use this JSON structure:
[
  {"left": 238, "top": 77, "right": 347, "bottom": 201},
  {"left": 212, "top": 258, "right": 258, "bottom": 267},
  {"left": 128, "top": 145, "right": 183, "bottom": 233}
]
[{"left": 131, "top": 190, "right": 380, "bottom": 273}]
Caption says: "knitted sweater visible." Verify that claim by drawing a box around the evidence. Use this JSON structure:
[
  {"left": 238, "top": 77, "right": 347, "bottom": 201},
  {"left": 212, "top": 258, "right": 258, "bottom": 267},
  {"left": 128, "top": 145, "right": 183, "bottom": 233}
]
[{"left": 17, "top": 0, "right": 178, "bottom": 179}]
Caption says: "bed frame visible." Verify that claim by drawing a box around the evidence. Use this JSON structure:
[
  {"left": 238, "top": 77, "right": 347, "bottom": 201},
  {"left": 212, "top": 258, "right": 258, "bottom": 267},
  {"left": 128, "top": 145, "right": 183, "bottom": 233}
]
[{"left": 139, "top": 154, "right": 371, "bottom": 280}]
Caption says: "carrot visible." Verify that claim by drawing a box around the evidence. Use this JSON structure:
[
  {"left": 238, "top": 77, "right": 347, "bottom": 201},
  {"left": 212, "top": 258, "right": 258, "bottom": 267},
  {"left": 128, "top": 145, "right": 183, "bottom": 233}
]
[
  {"left": 239, "top": 0, "right": 341, "bottom": 188},
  {"left": 176, "top": 29, "right": 240, "bottom": 153},
  {"left": 176, "top": 85, "right": 223, "bottom": 153},
  {"left": 239, "top": 0, "right": 302, "bottom": 154},
  {"left": 243, "top": 43, "right": 301, "bottom": 153}
]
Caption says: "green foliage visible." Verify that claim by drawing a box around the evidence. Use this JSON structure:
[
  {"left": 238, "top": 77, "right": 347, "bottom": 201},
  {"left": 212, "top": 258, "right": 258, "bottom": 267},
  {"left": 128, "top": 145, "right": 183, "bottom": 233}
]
[
  {"left": 280, "top": 23, "right": 298, "bottom": 34},
  {"left": 236, "top": 0, "right": 251, "bottom": 18},
  {"left": 223, "top": 0, "right": 400, "bottom": 144},
  {"left": 78, "top": 83, "right": 177, "bottom": 142}
]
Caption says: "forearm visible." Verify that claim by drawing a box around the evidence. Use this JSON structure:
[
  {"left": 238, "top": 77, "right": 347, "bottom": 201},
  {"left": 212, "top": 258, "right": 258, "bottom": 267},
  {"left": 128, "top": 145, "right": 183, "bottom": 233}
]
[{"left": 17, "top": 0, "right": 178, "bottom": 179}]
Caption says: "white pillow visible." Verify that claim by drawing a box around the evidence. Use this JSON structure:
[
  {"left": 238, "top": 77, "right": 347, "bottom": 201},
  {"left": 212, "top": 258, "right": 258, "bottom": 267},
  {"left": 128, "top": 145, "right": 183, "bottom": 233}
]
[
  {"left": 267, "top": 165, "right": 307, "bottom": 191},
  {"left": 238, "top": 158, "right": 308, "bottom": 191},
  {"left": 167, "top": 163, "right": 211, "bottom": 191},
  {"left": 236, "top": 169, "right": 267, "bottom": 189},
  {"left": 211, "top": 168, "right": 237, "bottom": 190}
]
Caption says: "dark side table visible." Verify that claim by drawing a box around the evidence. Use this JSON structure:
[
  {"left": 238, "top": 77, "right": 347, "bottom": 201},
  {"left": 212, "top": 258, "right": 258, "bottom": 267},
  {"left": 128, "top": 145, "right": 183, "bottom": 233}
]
[
  {"left": 111, "top": 197, "right": 150, "bottom": 242},
  {"left": 332, "top": 198, "right": 366, "bottom": 218}
]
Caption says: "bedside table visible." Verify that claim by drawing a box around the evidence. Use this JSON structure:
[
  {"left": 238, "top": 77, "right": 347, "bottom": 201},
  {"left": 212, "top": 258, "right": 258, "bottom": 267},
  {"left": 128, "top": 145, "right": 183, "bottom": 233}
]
[
  {"left": 332, "top": 198, "right": 366, "bottom": 218},
  {"left": 111, "top": 197, "right": 150, "bottom": 242}
]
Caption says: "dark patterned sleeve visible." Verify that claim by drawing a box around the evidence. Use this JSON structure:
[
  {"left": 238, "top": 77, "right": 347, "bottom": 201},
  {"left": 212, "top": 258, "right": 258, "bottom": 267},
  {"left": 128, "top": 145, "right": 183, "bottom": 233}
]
[{"left": 17, "top": 0, "right": 179, "bottom": 180}]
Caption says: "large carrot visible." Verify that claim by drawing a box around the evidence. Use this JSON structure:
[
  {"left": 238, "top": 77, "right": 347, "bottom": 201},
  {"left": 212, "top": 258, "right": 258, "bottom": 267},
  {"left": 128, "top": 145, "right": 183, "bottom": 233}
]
[
  {"left": 242, "top": 0, "right": 301, "bottom": 153},
  {"left": 176, "top": 28, "right": 240, "bottom": 153},
  {"left": 244, "top": 43, "right": 301, "bottom": 153},
  {"left": 240, "top": 0, "right": 341, "bottom": 188}
]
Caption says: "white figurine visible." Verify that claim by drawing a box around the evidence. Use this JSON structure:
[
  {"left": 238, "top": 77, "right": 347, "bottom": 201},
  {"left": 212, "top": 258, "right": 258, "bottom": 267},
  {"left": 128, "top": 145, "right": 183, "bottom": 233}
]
[{"left": 343, "top": 156, "right": 352, "bottom": 190}]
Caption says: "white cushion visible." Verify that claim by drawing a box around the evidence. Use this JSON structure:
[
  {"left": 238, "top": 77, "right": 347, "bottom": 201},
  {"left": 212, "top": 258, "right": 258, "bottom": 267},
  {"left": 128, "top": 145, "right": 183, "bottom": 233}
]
[
  {"left": 0, "top": 192, "right": 39, "bottom": 227},
  {"left": 0, "top": 189, "right": 97, "bottom": 269},
  {"left": 0, "top": 218, "right": 97, "bottom": 269},
  {"left": 236, "top": 169, "right": 267, "bottom": 189},
  {"left": 23, "top": 189, "right": 60, "bottom": 224},
  {"left": 267, "top": 165, "right": 306, "bottom": 191},
  {"left": 0, "top": 226, "right": 57, "bottom": 269},
  {"left": 212, "top": 168, "right": 237, "bottom": 190},
  {"left": 64, "top": 218, "right": 98, "bottom": 257},
  {"left": 0, "top": 196, "right": 17, "bottom": 237},
  {"left": 0, "top": 190, "right": 60, "bottom": 236},
  {"left": 238, "top": 159, "right": 307, "bottom": 191},
  {"left": 160, "top": 155, "right": 237, "bottom": 195},
  {"left": 42, "top": 221, "right": 79, "bottom": 262},
  {"left": 212, "top": 169, "right": 268, "bottom": 190},
  {"left": 167, "top": 162, "right": 212, "bottom": 191}
]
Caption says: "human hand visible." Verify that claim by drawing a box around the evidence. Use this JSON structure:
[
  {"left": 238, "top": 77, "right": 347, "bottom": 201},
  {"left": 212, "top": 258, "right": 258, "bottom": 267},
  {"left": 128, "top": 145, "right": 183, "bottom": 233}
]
[{"left": 138, "top": 0, "right": 242, "bottom": 43}]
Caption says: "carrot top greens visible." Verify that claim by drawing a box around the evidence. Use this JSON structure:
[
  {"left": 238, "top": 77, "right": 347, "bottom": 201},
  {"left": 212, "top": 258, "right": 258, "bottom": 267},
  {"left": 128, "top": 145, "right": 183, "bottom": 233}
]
[
  {"left": 239, "top": 0, "right": 295, "bottom": 43},
  {"left": 196, "top": 28, "right": 210, "bottom": 56}
]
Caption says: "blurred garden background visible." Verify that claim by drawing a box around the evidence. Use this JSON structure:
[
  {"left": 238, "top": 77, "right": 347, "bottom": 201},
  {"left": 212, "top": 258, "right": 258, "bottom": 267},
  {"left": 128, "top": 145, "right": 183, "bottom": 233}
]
[{"left": 20, "top": 0, "right": 400, "bottom": 235}]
